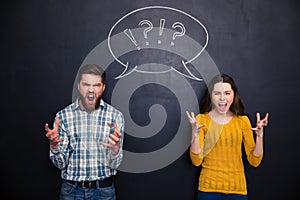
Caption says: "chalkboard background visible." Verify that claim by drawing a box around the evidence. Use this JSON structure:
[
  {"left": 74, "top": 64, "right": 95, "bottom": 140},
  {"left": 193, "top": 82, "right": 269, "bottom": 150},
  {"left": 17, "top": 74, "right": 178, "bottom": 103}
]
[{"left": 1, "top": 0, "right": 299, "bottom": 199}]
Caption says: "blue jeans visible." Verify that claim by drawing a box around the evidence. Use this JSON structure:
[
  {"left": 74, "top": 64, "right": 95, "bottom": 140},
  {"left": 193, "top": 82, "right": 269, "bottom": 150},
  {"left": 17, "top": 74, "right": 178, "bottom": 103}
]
[
  {"left": 198, "top": 191, "right": 247, "bottom": 200},
  {"left": 60, "top": 180, "right": 116, "bottom": 200}
]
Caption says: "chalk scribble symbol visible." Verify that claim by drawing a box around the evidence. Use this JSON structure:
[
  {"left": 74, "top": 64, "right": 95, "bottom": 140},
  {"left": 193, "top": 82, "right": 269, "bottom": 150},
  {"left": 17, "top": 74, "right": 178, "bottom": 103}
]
[
  {"left": 158, "top": 18, "right": 166, "bottom": 44},
  {"left": 170, "top": 22, "right": 186, "bottom": 46},
  {"left": 139, "top": 20, "right": 153, "bottom": 46},
  {"left": 123, "top": 28, "right": 141, "bottom": 50}
]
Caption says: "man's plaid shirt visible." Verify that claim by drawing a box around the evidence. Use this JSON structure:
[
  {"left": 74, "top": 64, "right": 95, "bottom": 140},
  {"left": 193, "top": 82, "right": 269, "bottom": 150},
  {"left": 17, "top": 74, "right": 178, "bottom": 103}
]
[{"left": 49, "top": 99, "right": 125, "bottom": 181}]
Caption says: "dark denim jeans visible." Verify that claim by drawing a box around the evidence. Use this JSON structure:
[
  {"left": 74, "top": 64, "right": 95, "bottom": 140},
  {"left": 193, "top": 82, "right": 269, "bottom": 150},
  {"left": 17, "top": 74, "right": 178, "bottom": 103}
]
[
  {"left": 198, "top": 191, "right": 247, "bottom": 200},
  {"left": 60, "top": 180, "right": 116, "bottom": 200}
]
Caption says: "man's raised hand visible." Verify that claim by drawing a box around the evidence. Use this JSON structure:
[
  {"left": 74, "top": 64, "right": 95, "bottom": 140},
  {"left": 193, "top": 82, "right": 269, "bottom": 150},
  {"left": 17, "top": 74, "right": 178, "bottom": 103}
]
[{"left": 45, "top": 118, "right": 64, "bottom": 149}]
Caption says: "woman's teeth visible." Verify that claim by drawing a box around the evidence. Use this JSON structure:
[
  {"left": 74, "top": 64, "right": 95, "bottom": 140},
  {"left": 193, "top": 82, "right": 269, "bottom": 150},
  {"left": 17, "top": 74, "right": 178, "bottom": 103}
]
[{"left": 219, "top": 102, "right": 227, "bottom": 106}]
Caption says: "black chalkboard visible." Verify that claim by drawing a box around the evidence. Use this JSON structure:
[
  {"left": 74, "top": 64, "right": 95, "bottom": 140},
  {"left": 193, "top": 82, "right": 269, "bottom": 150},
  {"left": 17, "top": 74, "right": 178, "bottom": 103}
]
[{"left": 1, "top": 0, "right": 299, "bottom": 199}]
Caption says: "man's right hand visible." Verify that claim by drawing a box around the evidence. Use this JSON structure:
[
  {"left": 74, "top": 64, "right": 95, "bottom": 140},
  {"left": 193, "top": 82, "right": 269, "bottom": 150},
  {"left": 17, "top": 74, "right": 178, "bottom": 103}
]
[{"left": 45, "top": 118, "right": 64, "bottom": 149}]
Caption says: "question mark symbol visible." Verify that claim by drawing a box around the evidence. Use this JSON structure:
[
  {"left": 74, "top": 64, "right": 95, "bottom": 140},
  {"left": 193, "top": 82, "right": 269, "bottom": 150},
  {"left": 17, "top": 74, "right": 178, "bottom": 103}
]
[
  {"left": 139, "top": 20, "right": 153, "bottom": 46},
  {"left": 171, "top": 22, "right": 186, "bottom": 46}
]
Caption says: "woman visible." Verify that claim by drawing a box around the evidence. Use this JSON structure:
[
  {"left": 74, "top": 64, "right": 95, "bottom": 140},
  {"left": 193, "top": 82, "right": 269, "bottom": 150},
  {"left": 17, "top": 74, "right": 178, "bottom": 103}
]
[{"left": 186, "top": 74, "right": 268, "bottom": 200}]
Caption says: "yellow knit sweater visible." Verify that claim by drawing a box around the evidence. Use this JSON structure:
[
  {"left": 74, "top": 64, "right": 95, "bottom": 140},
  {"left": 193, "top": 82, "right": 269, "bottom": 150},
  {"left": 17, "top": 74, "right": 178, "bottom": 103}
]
[{"left": 190, "top": 113, "right": 263, "bottom": 195}]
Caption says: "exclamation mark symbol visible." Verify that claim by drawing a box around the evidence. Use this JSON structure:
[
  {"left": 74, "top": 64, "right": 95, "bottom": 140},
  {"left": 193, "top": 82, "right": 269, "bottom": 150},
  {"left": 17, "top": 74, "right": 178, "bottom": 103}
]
[
  {"left": 123, "top": 28, "right": 141, "bottom": 50},
  {"left": 158, "top": 19, "right": 165, "bottom": 44}
]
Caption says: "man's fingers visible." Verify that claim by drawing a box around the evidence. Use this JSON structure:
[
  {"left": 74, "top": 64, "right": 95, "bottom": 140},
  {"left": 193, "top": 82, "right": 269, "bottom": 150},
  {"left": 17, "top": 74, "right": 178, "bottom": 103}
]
[
  {"left": 113, "top": 122, "right": 123, "bottom": 137},
  {"left": 45, "top": 123, "right": 50, "bottom": 132},
  {"left": 100, "top": 137, "right": 118, "bottom": 147},
  {"left": 109, "top": 133, "right": 120, "bottom": 142},
  {"left": 51, "top": 136, "right": 63, "bottom": 142},
  {"left": 100, "top": 141, "right": 112, "bottom": 148},
  {"left": 108, "top": 137, "right": 117, "bottom": 145},
  {"left": 115, "top": 129, "right": 122, "bottom": 137},
  {"left": 45, "top": 132, "right": 51, "bottom": 138},
  {"left": 45, "top": 127, "right": 56, "bottom": 138},
  {"left": 54, "top": 118, "right": 60, "bottom": 131},
  {"left": 112, "top": 124, "right": 122, "bottom": 137},
  {"left": 114, "top": 122, "right": 117, "bottom": 130},
  {"left": 47, "top": 132, "right": 56, "bottom": 140},
  {"left": 45, "top": 118, "right": 60, "bottom": 132},
  {"left": 56, "top": 138, "right": 64, "bottom": 143}
]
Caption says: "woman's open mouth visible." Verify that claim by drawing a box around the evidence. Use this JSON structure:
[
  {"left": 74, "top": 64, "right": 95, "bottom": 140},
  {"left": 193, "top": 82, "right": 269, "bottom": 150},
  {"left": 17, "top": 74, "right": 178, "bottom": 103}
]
[{"left": 218, "top": 102, "right": 227, "bottom": 112}]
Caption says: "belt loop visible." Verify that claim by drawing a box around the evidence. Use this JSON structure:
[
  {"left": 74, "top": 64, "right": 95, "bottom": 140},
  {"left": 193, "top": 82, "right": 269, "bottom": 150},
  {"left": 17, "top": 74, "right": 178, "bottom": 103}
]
[
  {"left": 96, "top": 180, "right": 100, "bottom": 189},
  {"left": 89, "top": 181, "right": 92, "bottom": 188},
  {"left": 81, "top": 181, "right": 85, "bottom": 188}
]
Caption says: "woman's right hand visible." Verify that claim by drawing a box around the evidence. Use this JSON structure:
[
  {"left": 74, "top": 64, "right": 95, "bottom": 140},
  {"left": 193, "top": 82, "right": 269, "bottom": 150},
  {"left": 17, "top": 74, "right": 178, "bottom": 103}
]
[{"left": 186, "top": 111, "right": 205, "bottom": 140}]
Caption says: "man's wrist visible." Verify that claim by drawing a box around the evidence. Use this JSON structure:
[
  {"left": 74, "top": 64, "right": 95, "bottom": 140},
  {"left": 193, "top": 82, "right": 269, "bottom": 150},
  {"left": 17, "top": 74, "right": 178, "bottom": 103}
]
[
  {"left": 50, "top": 143, "right": 59, "bottom": 150},
  {"left": 111, "top": 147, "right": 120, "bottom": 156}
]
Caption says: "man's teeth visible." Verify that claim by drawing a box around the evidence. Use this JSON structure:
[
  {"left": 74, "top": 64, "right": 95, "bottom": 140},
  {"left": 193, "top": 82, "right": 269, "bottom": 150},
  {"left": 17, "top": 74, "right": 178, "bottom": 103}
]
[{"left": 88, "top": 95, "right": 94, "bottom": 100}]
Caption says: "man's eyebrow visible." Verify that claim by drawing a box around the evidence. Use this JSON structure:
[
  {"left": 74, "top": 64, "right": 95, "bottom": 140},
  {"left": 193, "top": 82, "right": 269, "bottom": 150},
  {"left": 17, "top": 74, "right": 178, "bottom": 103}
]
[
  {"left": 213, "top": 90, "right": 232, "bottom": 93},
  {"left": 81, "top": 82, "right": 90, "bottom": 85}
]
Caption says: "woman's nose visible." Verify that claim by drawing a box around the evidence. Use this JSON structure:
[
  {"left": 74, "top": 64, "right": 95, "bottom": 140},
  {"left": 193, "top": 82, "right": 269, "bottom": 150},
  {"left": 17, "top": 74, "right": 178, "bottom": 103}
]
[{"left": 220, "top": 93, "right": 225, "bottom": 100}]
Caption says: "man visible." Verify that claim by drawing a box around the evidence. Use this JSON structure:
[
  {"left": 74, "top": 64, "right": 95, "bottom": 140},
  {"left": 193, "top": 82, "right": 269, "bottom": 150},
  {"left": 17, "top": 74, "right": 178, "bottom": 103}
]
[{"left": 45, "top": 64, "right": 125, "bottom": 200}]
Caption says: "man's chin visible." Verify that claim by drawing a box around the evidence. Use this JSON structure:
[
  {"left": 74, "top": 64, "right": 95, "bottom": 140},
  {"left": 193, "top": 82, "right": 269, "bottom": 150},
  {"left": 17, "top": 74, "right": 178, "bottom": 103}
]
[
  {"left": 79, "top": 97, "right": 100, "bottom": 111},
  {"left": 81, "top": 101, "right": 96, "bottom": 111},
  {"left": 86, "top": 105, "right": 96, "bottom": 111}
]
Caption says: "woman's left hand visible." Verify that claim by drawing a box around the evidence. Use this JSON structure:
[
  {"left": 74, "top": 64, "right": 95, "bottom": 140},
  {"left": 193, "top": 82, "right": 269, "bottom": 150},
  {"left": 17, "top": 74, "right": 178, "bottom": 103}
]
[{"left": 251, "top": 112, "right": 269, "bottom": 137}]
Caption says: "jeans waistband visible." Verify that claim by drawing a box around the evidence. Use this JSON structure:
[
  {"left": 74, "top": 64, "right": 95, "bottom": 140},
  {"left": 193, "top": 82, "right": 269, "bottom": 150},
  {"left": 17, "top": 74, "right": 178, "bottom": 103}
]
[{"left": 65, "top": 176, "right": 113, "bottom": 189}]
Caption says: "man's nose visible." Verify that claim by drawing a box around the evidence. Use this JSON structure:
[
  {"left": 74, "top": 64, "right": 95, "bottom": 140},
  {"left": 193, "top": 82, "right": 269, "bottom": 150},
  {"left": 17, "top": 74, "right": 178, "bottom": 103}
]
[{"left": 88, "top": 86, "right": 94, "bottom": 92}]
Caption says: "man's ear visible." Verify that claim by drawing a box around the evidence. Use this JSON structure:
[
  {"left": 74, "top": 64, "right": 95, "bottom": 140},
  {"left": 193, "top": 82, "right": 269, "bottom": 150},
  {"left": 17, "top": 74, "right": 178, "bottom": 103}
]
[{"left": 103, "top": 84, "right": 106, "bottom": 92}]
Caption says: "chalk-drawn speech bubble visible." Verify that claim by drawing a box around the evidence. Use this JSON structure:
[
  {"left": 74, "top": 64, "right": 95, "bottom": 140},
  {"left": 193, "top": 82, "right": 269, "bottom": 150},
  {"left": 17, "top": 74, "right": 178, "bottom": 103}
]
[{"left": 108, "top": 6, "right": 209, "bottom": 80}]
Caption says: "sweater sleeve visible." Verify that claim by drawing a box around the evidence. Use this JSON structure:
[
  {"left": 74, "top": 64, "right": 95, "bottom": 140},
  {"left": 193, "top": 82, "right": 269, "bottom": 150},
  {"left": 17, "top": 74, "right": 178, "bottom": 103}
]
[
  {"left": 241, "top": 116, "right": 263, "bottom": 167},
  {"left": 190, "top": 147, "right": 204, "bottom": 166}
]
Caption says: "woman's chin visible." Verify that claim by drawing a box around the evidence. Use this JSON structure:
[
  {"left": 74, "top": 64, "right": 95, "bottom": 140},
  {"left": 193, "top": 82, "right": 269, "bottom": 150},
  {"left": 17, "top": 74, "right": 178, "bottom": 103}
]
[{"left": 217, "top": 108, "right": 228, "bottom": 114}]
